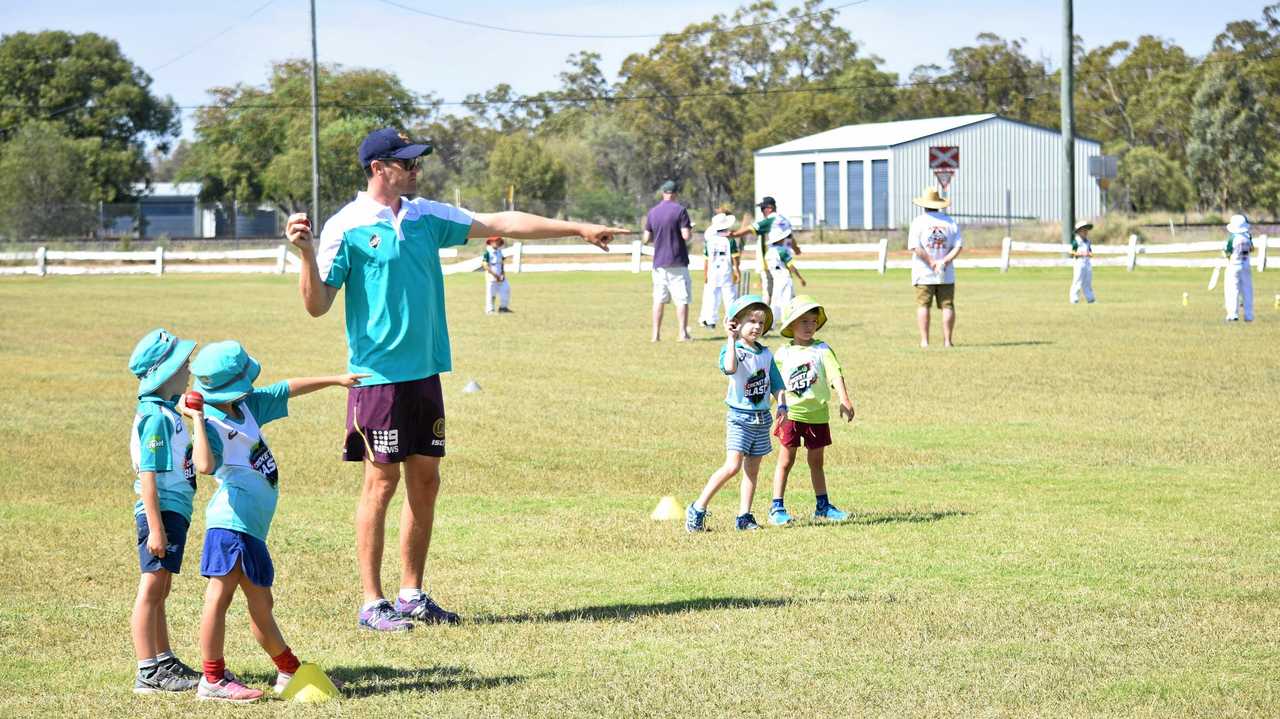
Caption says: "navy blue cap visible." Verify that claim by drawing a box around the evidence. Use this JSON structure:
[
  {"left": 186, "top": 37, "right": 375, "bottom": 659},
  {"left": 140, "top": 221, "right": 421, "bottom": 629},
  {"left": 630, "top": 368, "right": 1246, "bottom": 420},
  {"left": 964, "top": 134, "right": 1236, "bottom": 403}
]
[{"left": 358, "top": 128, "right": 432, "bottom": 168}]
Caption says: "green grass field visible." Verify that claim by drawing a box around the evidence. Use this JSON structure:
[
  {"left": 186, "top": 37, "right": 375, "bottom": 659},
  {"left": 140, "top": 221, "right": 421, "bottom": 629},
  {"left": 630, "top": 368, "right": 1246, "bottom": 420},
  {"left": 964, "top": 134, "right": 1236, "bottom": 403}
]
[{"left": 2, "top": 267, "right": 1278, "bottom": 718}]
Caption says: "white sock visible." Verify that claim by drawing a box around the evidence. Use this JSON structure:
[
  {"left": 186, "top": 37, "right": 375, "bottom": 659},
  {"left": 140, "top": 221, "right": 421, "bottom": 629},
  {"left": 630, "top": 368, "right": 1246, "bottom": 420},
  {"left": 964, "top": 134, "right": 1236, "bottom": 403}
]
[
  {"left": 155, "top": 650, "right": 175, "bottom": 662},
  {"left": 398, "top": 587, "right": 424, "bottom": 601},
  {"left": 361, "top": 599, "right": 387, "bottom": 612},
  {"left": 139, "top": 657, "right": 158, "bottom": 671}
]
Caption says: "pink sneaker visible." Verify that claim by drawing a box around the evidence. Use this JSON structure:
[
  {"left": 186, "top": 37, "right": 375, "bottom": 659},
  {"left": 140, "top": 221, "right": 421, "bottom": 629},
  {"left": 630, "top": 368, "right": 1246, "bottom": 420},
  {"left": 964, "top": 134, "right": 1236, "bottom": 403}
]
[{"left": 197, "top": 670, "right": 264, "bottom": 703}]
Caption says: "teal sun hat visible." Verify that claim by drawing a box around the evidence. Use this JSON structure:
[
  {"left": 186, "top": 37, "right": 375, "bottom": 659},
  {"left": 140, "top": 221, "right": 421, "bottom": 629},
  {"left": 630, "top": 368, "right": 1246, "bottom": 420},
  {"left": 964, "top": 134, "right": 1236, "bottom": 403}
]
[
  {"left": 129, "top": 328, "right": 197, "bottom": 398},
  {"left": 191, "top": 341, "right": 262, "bottom": 404},
  {"left": 726, "top": 294, "right": 773, "bottom": 334}
]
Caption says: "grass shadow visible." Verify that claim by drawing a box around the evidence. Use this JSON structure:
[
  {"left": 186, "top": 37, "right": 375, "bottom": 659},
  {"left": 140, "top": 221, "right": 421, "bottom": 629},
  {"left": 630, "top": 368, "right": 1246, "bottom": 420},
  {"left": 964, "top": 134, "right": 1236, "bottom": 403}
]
[
  {"left": 962, "top": 340, "right": 1054, "bottom": 348},
  {"left": 473, "top": 596, "right": 795, "bottom": 625},
  {"left": 324, "top": 664, "right": 529, "bottom": 698},
  {"left": 790, "top": 509, "right": 972, "bottom": 530}
]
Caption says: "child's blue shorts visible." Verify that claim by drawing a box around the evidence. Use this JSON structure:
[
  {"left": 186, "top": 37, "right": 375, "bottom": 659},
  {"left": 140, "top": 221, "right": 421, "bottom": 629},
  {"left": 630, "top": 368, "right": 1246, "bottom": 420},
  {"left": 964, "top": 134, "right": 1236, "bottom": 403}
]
[
  {"left": 200, "top": 528, "right": 275, "bottom": 587},
  {"left": 136, "top": 511, "right": 190, "bottom": 574},
  {"left": 725, "top": 407, "right": 774, "bottom": 457}
]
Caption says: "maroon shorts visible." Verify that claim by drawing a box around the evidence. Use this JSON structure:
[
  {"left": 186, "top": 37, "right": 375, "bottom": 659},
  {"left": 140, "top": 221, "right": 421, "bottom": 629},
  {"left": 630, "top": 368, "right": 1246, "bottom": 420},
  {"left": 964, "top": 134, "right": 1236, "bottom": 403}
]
[
  {"left": 774, "top": 419, "right": 832, "bottom": 449},
  {"left": 343, "top": 375, "right": 445, "bottom": 463}
]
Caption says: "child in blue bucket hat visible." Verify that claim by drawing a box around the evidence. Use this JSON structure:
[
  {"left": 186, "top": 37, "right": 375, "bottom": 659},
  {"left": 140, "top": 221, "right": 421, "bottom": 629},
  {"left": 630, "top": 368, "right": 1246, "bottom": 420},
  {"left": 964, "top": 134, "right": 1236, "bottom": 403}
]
[
  {"left": 127, "top": 328, "right": 205, "bottom": 695},
  {"left": 187, "top": 340, "right": 365, "bottom": 703},
  {"left": 686, "top": 295, "right": 787, "bottom": 532}
]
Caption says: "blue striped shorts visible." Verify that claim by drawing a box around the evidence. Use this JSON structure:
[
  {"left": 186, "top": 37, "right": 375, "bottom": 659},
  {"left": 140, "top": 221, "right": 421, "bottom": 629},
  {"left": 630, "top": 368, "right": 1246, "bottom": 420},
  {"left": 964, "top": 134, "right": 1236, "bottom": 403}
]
[{"left": 725, "top": 408, "right": 774, "bottom": 457}]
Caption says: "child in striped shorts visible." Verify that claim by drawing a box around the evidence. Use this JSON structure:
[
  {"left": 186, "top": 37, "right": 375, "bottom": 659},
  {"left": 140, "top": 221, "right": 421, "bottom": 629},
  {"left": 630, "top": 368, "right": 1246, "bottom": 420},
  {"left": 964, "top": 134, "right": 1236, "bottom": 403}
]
[{"left": 686, "top": 295, "right": 787, "bottom": 532}]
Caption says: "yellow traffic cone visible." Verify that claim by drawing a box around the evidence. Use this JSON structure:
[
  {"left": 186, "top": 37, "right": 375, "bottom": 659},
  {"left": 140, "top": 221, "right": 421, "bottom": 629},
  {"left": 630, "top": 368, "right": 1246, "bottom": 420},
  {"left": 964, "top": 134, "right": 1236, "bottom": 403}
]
[
  {"left": 279, "top": 663, "right": 340, "bottom": 703},
  {"left": 650, "top": 496, "right": 682, "bottom": 521}
]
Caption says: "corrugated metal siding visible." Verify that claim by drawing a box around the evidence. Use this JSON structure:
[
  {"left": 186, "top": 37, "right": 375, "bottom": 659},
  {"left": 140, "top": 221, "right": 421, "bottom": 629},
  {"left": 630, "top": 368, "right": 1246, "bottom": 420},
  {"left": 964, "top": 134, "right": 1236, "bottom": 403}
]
[
  {"left": 801, "top": 162, "right": 816, "bottom": 228},
  {"left": 846, "top": 161, "right": 864, "bottom": 229},
  {"left": 872, "top": 160, "right": 890, "bottom": 229},
  {"left": 891, "top": 117, "right": 1102, "bottom": 228},
  {"left": 822, "top": 162, "right": 840, "bottom": 226}
]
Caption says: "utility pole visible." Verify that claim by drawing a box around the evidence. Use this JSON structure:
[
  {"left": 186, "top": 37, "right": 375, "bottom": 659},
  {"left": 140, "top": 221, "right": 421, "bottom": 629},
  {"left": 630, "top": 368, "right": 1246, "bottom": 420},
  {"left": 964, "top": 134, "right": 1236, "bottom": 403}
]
[
  {"left": 1061, "top": 0, "right": 1075, "bottom": 248},
  {"left": 309, "top": 0, "right": 321, "bottom": 223}
]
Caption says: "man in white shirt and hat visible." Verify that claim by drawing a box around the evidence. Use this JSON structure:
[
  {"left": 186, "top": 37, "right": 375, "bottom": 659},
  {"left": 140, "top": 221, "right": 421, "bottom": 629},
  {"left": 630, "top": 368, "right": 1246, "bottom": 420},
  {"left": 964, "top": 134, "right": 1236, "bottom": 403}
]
[
  {"left": 1069, "top": 221, "right": 1096, "bottom": 304},
  {"left": 1223, "top": 214, "right": 1255, "bottom": 322},
  {"left": 907, "top": 187, "right": 963, "bottom": 348},
  {"left": 699, "top": 208, "right": 741, "bottom": 328}
]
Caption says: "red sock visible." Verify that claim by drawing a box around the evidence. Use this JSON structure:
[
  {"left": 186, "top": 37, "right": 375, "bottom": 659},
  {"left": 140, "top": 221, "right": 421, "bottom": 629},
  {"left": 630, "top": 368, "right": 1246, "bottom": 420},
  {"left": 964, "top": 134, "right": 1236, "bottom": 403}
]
[
  {"left": 272, "top": 648, "right": 301, "bottom": 675},
  {"left": 203, "top": 658, "right": 225, "bottom": 684}
]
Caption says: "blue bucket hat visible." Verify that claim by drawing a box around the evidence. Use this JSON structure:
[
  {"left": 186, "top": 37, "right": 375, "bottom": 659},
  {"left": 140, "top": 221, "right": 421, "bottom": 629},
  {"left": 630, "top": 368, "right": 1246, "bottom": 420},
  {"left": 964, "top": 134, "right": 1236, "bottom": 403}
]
[
  {"left": 191, "top": 341, "right": 262, "bottom": 404},
  {"left": 726, "top": 294, "right": 773, "bottom": 333},
  {"left": 129, "top": 328, "right": 196, "bottom": 398}
]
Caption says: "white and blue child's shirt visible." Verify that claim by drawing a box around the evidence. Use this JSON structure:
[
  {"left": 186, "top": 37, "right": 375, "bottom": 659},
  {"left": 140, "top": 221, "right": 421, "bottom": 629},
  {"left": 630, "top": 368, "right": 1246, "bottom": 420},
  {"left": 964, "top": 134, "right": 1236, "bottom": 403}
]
[
  {"left": 765, "top": 245, "right": 794, "bottom": 283},
  {"left": 130, "top": 396, "right": 196, "bottom": 520},
  {"left": 719, "top": 340, "right": 784, "bottom": 411},
  {"left": 201, "top": 382, "right": 290, "bottom": 542},
  {"left": 483, "top": 246, "right": 504, "bottom": 279}
]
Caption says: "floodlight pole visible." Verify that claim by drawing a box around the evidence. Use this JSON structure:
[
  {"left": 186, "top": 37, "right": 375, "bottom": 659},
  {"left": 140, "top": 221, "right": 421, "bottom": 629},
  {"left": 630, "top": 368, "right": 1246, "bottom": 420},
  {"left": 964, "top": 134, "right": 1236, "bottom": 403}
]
[
  {"left": 309, "top": 0, "right": 321, "bottom": 223},
  {"left": 1061, "top": 0, "right": 1075, "bottom": 247}
]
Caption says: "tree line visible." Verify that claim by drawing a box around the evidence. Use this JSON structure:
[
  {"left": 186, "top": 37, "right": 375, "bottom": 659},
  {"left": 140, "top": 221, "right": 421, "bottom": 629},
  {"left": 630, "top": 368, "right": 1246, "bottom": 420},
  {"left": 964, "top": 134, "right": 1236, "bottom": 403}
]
[{"left": 2, "top": 0, "right": 1278, "bottom": 239}]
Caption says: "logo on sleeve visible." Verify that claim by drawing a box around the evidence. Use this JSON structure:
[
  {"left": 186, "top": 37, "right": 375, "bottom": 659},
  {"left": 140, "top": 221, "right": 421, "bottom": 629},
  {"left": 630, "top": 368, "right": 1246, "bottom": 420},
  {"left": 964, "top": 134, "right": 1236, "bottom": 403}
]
[{"left": 145, "top": 435, "right": 164, "bottom": 451}]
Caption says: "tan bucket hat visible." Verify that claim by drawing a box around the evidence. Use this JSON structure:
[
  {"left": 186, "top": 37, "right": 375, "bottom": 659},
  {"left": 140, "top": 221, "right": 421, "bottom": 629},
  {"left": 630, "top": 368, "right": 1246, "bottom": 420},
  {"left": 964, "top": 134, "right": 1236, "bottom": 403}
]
[
  {"left": 779, "top": 295, "right": 829, "bottom": 338},
  {"left": 912, "top": 187, "right": 950, "bottom": 210}
]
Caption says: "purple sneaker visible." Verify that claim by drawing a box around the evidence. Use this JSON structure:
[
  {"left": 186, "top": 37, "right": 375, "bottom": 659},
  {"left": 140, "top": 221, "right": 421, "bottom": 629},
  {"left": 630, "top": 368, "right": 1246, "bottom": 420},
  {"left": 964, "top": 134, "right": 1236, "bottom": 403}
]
[
  {"left": 358, "top": 599, "right": 414, "bottom": 632},
  {"left": 395, "top": 592, "right": 461, "bottom": 625}
]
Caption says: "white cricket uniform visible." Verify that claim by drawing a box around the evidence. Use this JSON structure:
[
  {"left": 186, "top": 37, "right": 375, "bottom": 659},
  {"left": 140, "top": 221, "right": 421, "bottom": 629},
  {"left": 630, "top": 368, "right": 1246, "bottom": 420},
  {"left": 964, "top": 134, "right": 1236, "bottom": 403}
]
[
  {"left": 1069, "top": 234, "right": 1095, "bottom": 304},
  {"left": 484, "top": 246, "right": 510, "bottom": 313},
  {"left": 765, "top": 244, "right": 796, "bottom": 325},
  {"left": 1224, "top": 232, "right": 1254, "bottom": 321},
  {"left": 907, "top": 210, "right": 963, "bottom": 286},
  {"left": 699, "top": 229, "right": 739, "bottom": 326}
]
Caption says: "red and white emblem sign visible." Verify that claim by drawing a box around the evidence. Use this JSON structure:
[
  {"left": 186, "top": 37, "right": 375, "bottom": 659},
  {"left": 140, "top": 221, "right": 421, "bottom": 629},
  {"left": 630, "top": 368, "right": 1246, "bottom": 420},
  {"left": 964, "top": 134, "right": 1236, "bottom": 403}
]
[{"left": 929, "top": 146, "right": 959, "bottom": 192}]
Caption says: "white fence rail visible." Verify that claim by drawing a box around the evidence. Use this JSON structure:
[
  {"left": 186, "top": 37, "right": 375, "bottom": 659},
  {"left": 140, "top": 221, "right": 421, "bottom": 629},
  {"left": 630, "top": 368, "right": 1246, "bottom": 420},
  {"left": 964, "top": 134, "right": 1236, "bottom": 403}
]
[{"left": 2, "top": 235, "right": 1272, "bottom": 277}]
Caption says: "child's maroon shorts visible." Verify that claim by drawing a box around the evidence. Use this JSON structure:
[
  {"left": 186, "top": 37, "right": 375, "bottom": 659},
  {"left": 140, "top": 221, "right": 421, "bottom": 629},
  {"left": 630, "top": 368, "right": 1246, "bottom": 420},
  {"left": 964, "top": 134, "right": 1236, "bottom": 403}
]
[
  {"left": 343, "top": 375, "right": 446, "bottom": 463},
  {"left": 773, "top": 418, "right": 832, "bottom": 449}
]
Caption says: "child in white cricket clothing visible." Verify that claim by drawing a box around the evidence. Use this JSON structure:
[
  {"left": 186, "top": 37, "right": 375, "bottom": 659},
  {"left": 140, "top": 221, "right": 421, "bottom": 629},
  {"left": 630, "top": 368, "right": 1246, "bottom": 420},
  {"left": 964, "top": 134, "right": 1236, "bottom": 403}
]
[
  {"left": 483, "top": 235, "right": 512, "bottom": 314},
  {"left": 1223, "top": 214, "right": 1254, "bottom": 322},
  {"left": 699, "top": 210, "right": 740, "bottom": 328},
  {"left": 1069, "top": 221, "right": 1096, "bottom": 304},
  {"left": 687, "top": 295, "right": 786, "bottom": 532},
  {"left": 186, "top": 340, "right": 365, "bottom": 703},
  {"left": 765, "top": 231, "right": 806, "bottom": 329}
]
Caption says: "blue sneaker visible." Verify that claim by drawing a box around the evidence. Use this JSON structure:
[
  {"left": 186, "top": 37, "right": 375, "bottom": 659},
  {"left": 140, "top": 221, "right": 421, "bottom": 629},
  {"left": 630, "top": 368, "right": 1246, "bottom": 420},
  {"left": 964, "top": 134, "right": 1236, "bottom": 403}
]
[
  {"left": 358, "top": 599, "right": 414, "bottom": 632},
  {"left": 735, "top": 513, "right": 761, "bottom": 531},
  {"left": 395, "top": 592, "right": 461, "bottom": 625},
  {"left": 685, "top": 503, "right": 708, "bottom": 533},
  {"left": 814, "top": 504, "right": 850, "bottom": 521},
  {"left": 769, "top": 507, "right": 792, "bottom": 526}
]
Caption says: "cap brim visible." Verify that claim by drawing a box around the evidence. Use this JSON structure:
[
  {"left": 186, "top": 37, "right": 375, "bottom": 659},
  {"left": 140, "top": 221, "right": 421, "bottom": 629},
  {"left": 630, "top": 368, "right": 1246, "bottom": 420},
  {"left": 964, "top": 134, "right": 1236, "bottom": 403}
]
[
  {"left": 137, "top": 339, "right": 197, "bottom": 397},
  {"left": 390, "top": 143, "right": 432, "bottom": 160}
]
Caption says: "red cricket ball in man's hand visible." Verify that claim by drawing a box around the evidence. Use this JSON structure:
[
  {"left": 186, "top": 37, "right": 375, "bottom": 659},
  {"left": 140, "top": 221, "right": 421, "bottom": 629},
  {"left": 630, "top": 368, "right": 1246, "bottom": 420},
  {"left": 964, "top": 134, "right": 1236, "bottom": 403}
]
[{"left": 183, "top": 391, "right": 204, "bottom": 413}]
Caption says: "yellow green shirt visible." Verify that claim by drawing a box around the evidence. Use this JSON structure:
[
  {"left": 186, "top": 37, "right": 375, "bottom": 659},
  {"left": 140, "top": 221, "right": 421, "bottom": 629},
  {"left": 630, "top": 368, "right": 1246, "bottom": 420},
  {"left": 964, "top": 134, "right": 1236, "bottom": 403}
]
[{"left": 774, "top": 340, "right": 843, "bottom": 423}]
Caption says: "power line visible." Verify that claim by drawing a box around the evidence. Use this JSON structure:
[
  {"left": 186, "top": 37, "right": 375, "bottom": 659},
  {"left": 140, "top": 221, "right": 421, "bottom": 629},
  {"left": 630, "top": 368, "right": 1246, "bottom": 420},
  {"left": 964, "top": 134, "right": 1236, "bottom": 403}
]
[
  {"left": 148, "top": 0, "right": 280, "bottom": 74},
  {"left": 372, "top": 0, "right": 871, "bottom": 40}
]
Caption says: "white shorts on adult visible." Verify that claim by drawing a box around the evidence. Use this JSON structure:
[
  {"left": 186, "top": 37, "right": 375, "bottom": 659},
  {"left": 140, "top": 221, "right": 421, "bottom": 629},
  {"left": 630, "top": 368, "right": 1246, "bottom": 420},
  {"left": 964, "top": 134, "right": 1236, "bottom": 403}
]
[{"left": 652, "top": 266, "right": 692, "bottom": 305}]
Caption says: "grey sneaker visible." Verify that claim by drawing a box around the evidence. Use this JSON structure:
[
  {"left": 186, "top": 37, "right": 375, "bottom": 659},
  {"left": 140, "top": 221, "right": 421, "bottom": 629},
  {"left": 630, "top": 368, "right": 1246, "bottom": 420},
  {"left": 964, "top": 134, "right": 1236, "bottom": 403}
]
[
  {"left": 358, "top": 599, "right": 414, "bottom": 632},
  {"left": 163, "top": 657, "right": 201, "bottom": 682},
  {"left": 134, "top": 664, "right": 198, "bottom": 694},
  {"left": 685, "top": 503, "right": 708, "bottom": 533}
]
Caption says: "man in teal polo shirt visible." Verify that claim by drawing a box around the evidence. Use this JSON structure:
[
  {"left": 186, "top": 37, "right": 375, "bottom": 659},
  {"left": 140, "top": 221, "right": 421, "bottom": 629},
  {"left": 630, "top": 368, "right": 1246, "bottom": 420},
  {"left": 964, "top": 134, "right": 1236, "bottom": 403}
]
[{"left": 287, "top": 127, "right": 629, "bottom": 632}]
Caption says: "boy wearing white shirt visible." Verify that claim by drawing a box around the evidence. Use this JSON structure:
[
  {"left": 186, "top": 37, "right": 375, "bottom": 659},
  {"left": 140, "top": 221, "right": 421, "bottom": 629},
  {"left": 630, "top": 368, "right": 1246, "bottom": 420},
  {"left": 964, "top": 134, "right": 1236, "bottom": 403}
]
[
  {"left": 907, "top": 187, "right": 963, "bottom": 348},
  {"left": 699, "top": 211, "right": 740, "bottom": 328},
  {"left": 1223, "top": 214, "right": 1254, "bottom": 322},
  {"left": 1069, "top": 221, "right": 1096, "bottom": 304},
  {"left": 483, "top": 236, "right": 512, "bottom": 314}
]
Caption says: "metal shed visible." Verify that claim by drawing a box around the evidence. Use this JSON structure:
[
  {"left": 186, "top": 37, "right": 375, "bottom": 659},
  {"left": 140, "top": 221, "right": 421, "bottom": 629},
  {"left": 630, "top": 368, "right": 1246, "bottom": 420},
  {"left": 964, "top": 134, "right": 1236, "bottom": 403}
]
[{"left": 753, "top": 114, "right": 1102, "bottom": 230}]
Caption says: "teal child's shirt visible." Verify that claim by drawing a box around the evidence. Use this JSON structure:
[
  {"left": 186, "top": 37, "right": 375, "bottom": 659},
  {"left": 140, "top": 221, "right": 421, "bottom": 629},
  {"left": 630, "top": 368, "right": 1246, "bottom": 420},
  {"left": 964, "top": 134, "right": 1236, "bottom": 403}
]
[
  {"left": 719, "top": 340, "right": 785, "bottom": 411},
  {"left": 201, "top": 381, "right": 290, "bottom": 541},
  {"left": 316, "top": 193, "right": 474, "bottom": 386},
  {"left": 130, "top": 396, "right": 197, "bottom": 520}
]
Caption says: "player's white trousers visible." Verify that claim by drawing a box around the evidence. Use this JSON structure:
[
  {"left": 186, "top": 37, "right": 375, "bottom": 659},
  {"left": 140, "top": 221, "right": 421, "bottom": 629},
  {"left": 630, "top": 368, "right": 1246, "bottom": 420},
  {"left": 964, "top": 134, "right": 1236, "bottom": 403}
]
[
  {"left": 1069, "top": 262, "right": 1095, "bottom": 303},
  {"left": 485, "top": 278, "right": 510, "bottom": 312},
  {"left": 769, "top": 276, "right": 794, "bottom": 327},
  {"left": 699, "top": 281, "right": 738, "bottom": 325},
  {"left": 1224, "top": 263, "right": 1253, "bottom": 321}
]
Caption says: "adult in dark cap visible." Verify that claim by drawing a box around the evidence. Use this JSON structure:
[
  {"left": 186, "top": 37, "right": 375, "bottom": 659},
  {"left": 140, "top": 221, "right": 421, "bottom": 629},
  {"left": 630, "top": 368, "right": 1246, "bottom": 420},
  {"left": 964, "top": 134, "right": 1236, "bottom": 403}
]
[
  {"left": 285, "top": 127, "right": 630, "bottom": 632},
  {"left": 643, "top": 180, "right": 693, "bottom": 341}
]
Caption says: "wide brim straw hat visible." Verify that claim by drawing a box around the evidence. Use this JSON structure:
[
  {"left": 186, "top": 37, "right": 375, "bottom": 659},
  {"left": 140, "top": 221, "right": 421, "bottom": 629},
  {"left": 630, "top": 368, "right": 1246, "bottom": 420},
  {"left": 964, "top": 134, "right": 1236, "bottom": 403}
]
[
  {"left": 708, "top": 212, "right": 736, "bottom": 233},
  {"left": 911, "top": 186, "right": 950, "bottom": 210},
  {"left": 726, "top": 294, "right": 773, "bottom": 334},
  {"left": 779, "top": 295, "right": 829, "bottom": 338},
  {"left": 1074, "top": 221, "right": 1094, "bottom": 233}
]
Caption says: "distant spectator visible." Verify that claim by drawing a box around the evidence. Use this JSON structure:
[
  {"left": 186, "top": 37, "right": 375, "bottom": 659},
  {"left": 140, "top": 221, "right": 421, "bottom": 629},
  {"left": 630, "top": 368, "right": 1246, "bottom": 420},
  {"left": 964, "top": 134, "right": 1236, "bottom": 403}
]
[{"left": 643, "top": 180, "right": 693, "bottom": 341}]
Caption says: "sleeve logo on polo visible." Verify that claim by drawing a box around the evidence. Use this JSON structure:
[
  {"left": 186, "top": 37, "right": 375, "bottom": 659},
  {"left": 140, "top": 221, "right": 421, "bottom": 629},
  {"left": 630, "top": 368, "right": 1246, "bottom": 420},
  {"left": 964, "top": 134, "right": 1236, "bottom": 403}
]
[{"left": 145, "top": 435, "right": 163, "bottom": 451}]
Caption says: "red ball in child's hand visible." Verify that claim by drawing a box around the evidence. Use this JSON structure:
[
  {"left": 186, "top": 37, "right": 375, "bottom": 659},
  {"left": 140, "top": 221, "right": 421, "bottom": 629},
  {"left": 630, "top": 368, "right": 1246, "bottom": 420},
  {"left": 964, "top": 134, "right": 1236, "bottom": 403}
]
[{"left": 184, "top": 391, "right": 204, "bottom": 412}]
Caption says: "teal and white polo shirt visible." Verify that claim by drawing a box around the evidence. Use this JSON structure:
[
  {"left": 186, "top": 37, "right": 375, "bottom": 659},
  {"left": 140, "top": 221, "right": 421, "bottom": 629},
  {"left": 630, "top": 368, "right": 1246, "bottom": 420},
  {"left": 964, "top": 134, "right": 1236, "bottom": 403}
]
[
  {"left": 317, "top": 192, "right": 474, "bottom": 385},
  {"left": 130, "top": 396, "right": 196, "bottom": 520}
]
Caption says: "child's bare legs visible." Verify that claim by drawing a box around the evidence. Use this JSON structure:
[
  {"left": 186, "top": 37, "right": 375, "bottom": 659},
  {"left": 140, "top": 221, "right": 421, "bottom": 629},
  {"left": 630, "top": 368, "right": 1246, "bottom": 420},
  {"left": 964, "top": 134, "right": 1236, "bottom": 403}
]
[
  {"left": 738, "top": 455, "right": 763, "bottom": 516},
  {"left": 131, "top": 570, "right": 171, "bottom": 660},
  {"left": 772, "top": 442, "right": 798, "bottom": 503},
  {"left": 239, "top": 576, "right": 287, "bottom": 657},
  {"left": 200, "top": 569, "right": 241, "bottom": 667},
  {"left": 695, "top": 451, "right": 744, "bottom": 510},
  {"left": 807, "top": 446, "right": 827, "bottom": 496}
]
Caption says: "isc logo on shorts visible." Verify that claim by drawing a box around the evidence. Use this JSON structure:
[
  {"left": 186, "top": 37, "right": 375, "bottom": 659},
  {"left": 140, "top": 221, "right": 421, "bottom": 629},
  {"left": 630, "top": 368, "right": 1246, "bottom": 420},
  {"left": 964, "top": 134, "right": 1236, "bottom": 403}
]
[{"left": 371, "top": 429, "right": 400, "bottom": 455}]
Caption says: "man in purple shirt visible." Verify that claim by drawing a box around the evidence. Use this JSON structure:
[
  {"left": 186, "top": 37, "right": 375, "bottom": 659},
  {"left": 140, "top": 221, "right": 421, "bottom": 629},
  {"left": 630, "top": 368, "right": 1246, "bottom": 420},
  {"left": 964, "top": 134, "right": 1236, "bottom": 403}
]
[{"left": 643, "top": 180, "right": 693, "bottom": 342}]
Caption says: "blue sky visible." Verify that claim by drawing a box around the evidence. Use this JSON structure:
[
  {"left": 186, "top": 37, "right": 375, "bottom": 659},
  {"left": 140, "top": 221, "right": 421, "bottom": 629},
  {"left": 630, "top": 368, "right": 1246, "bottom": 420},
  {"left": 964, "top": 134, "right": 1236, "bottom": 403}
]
[{"left": 2, "top": 0, "right": 1266, "bottom": 134}]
